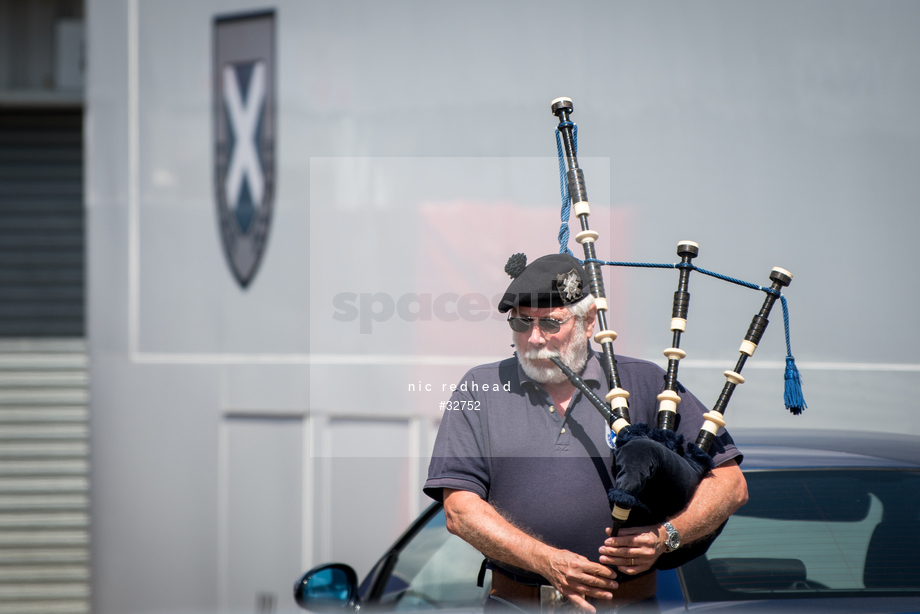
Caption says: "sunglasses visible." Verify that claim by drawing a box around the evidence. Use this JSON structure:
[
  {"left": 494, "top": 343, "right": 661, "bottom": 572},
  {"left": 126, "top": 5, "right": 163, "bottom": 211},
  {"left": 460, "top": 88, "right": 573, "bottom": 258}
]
[{"left": 507, "top": 315, "right": 574, "bottom": 334}]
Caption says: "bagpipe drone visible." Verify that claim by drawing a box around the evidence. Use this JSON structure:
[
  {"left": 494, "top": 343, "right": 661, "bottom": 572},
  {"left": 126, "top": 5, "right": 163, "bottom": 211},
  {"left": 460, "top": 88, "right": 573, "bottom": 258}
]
[{"left": 547, "top": 97, "right": 806, "bottom": 569}]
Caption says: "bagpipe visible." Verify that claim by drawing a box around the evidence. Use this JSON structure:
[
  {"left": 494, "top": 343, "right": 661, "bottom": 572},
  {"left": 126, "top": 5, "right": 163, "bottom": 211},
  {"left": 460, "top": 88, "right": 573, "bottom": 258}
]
[{"left": 548, "top": 97, "right": 806, "bottom": 567}]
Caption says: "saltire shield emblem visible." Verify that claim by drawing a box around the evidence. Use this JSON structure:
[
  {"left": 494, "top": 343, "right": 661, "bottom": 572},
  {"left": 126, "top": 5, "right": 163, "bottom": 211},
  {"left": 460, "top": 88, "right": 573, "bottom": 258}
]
[{"left": 214, "top": 11, "right": 275, "bottom": 288}]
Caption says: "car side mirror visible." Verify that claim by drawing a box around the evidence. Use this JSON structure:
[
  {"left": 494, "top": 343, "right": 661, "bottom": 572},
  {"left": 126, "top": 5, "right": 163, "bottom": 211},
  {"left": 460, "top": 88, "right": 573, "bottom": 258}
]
[{"left": 293, "top": 563, "right": 360, "bottom": 612}]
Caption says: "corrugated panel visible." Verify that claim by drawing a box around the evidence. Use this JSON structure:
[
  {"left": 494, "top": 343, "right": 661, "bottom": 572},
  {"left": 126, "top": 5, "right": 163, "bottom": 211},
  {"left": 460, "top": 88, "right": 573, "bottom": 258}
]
[
  {"left": 0, "top": 110, "right": 84, "bottom": 338},
  {"left": 0, "top": 340, "right": 89, "bottom": 614}
]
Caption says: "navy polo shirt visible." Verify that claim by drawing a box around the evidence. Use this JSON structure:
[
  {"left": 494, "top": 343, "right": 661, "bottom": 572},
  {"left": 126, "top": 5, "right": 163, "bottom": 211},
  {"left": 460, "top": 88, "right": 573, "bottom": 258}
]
[{"left": 424, "top": 347, "right": 740, "bottom": 579}]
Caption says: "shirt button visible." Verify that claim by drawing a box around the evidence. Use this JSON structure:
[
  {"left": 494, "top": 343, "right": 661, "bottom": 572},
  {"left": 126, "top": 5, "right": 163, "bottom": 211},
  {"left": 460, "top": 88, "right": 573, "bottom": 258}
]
[
  {"left": 560, "top": 428, "right": 566, "bottom": 434},
  {"left": 549, "top": 406, "right": 555, "bottom": 413}
]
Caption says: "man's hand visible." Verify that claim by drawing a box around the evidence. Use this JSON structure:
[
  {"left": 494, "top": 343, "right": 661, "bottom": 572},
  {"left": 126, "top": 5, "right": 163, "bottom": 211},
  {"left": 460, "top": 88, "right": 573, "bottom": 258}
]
[
  {"left": 598, "top": 525, "right": 665, "bottom": 574},
  {"left": 597, "top": 459, "right": 748, "bottom": 576},
  {"left": 443, "top": 489, "right": 616, "bottom": 612},
  {"left": 539, "top": 550, "right": 618, "bottom": 611}
]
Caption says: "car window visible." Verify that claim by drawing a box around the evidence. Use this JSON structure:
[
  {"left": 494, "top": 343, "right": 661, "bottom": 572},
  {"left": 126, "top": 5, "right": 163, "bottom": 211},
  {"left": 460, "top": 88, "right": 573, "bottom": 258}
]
[
  {"left": 680, "top": 469, "right": 920, "bottom": 602},
  {"left": 376, "top": 509, "right": 490, "bottom": 610}
]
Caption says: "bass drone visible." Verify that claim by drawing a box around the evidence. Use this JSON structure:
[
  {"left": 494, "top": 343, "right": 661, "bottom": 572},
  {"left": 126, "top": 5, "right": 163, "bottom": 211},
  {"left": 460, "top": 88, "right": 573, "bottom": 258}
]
[{"left": 547, "top": 97, "right": 806, "bottom": 570}]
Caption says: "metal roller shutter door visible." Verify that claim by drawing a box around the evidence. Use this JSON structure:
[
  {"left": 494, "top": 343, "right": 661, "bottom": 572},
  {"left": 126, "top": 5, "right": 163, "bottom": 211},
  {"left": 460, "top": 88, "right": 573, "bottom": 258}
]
[
  {"left": 0, "top": 110, "right": 88, "bottom": 613},
  {"left": 0, "top": 109, "right": 83, "bottom": 338},
  {"left": 0, "top": 339, "right": 88, "bottom": 614}
]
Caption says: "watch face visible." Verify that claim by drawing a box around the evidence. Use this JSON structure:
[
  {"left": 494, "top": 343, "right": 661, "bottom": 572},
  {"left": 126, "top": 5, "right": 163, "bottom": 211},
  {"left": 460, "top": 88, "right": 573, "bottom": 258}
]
[{"left": 668, "top": 534, "right": 680, "bottom": 548}]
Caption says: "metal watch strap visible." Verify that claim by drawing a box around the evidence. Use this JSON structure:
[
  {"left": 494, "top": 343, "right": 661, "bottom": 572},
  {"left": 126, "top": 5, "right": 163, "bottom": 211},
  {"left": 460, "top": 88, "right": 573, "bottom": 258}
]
[{"left": 663, "top": 521, "right": 680, "bottom": 552}]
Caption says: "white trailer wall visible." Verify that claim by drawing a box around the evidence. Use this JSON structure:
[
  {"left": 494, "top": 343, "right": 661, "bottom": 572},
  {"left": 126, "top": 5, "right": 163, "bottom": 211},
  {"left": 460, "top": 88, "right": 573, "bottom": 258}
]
[{"left": 86, "top": 1, "right": 920, "bottom": 612}]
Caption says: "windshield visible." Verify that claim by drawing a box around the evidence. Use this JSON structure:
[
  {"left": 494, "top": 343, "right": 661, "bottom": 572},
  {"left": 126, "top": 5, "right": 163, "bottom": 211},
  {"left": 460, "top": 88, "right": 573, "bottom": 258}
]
[
  {"left": 680, "top": 468, "right": 920, "bottom": 602},
  {"left": 375, "top": 510, "right": 490, "bottom": 610}
]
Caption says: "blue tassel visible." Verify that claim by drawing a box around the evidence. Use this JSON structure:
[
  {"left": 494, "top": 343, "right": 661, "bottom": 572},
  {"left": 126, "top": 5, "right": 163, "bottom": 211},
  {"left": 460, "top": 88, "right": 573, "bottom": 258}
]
[{"left": 784, "top": 355, "right": 806, "bottom": 415}]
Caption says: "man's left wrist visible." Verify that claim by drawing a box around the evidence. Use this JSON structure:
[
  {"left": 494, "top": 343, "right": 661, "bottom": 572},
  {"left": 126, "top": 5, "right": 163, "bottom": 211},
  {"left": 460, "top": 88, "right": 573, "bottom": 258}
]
[{"left": 655, "top": 525, "right": 667, "bottom": 555}]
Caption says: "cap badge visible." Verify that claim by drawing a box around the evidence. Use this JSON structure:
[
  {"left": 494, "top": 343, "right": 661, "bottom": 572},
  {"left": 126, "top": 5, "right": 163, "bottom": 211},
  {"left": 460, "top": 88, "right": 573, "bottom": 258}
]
[{"left": 556, "top": 269, "right": 583, "bottom": 303}]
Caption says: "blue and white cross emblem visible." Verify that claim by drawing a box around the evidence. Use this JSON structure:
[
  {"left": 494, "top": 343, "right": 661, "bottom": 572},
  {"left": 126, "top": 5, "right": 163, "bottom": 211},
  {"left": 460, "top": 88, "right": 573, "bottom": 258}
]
[
  {"left": 223, "top": 62, "right": 266, "bottom": 233},
  {"left": 214, "top": 11, "right": 275, "bottom": 288}
]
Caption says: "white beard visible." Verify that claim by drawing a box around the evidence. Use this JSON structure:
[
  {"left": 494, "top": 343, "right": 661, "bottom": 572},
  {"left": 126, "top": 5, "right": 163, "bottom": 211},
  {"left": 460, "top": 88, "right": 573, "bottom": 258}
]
[{"left": 516, "top": 321, "right": 590, "bottom": 385}]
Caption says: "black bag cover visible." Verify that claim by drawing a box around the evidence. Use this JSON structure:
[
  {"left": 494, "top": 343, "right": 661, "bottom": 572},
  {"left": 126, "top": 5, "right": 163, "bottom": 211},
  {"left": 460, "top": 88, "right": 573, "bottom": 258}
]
[{"left": 607, "top": 424, "right": 717, "bottom": 570}]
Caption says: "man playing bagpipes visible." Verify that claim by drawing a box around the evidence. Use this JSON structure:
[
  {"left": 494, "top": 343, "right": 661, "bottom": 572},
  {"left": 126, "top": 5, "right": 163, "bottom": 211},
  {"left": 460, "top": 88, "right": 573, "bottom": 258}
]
[{"left": 424, "top": 253, "right": 748, "bottom": 613}]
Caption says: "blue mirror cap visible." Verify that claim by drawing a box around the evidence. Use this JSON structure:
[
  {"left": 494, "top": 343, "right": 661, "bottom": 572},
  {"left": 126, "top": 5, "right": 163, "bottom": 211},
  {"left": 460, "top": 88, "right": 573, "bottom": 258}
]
[{"left": 294, "top": 563, "right": 360, "bottom": 612}]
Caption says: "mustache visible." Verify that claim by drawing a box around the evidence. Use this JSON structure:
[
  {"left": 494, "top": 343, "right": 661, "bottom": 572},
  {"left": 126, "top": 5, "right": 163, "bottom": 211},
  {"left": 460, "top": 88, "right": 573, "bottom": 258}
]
[{"left": 523, "top": 348, "right": 559, "bottom": 360}]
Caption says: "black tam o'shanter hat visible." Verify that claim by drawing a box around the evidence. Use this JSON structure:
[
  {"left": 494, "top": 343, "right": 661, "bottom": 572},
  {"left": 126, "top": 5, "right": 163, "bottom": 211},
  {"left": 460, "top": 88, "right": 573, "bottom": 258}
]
[{"left": 497, "top": 253, "right": 590, "bottom": 313}]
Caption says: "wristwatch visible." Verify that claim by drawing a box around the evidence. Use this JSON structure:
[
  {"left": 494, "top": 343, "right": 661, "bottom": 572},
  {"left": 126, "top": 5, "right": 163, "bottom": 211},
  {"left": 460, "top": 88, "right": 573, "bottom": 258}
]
[{"left": 662, "top": 521, "right": 681, "bottom": 552}]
